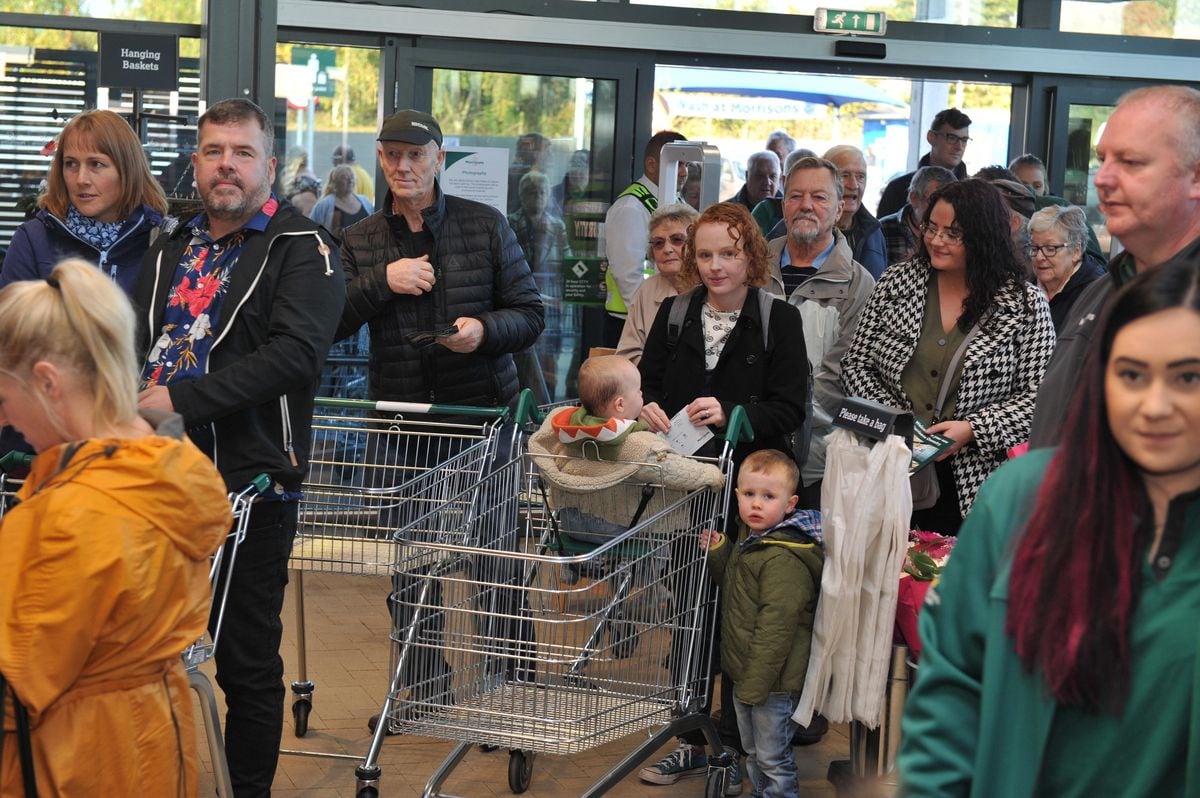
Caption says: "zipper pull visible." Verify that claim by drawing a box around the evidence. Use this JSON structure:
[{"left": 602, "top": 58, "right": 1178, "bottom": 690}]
[{"left": 317, "top": 238, "right": 333, "bottom": 276}]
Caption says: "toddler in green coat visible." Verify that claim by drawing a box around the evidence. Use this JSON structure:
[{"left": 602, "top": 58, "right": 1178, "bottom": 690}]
[{"left": 701, "top": 449, "right": 824, "bottom": 798}]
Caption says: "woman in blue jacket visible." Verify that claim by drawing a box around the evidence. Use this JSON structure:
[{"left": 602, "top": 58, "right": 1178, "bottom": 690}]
[
  {"left": 1, "top": 109, "right": 167, "bottom": 295},
  {"left": 899, "top": 260, "right": 1200, "bottom": 796}
]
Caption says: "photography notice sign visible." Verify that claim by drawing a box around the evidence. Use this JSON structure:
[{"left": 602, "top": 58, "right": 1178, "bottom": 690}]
[
  {"left": 441, "top": 147, "right": 509, "bottom": 214},
  {"left": 99, "top": 33, "right": 177, "bottom": 91}
]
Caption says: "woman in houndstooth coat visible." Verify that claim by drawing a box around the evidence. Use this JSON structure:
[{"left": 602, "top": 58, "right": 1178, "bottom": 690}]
[{"left": 841, "top": 179, "right": 1056, "bottom": 533}]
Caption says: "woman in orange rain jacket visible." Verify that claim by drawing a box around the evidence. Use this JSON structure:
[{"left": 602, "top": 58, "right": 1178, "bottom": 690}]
[{"left": 0, "top": 258, "right": 232, "bottom": 797}]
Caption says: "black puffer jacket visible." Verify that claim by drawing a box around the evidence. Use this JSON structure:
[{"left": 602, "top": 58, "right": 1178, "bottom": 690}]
[{"left": 338, "top": 183, "right": 544, "bottom": 406}]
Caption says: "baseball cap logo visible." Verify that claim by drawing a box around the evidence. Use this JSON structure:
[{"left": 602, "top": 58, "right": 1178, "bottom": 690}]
[{"left": 412, "top": 121, "right": 430, "bottom": 132}]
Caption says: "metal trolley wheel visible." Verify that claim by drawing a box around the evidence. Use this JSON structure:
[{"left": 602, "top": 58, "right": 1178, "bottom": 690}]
[
  {"left": 704, "top": 764, "right": 728, "bottom": 798},
  {"left": 292, "top": 697, "right": 312, "bottom": 737},
  {"left": 508, "top": 749, "right": 535, "bottom": 794}
]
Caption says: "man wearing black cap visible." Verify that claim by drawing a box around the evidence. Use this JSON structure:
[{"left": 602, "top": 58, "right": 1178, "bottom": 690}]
[
  {"left": 337, "top": 109, "right": 543, "bottom": 407},
  {"left": 337, "top": 110, "right": 543, "bottom": 736}
]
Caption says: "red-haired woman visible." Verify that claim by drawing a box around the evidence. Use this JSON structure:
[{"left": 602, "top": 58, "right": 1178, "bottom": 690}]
[
  {"left": 638, "top": 201, "right": 807, "bottom": 461},
  {"left": 635, "top": 202, "right": 808, "bottom": 788},
  {"left": 899, "top": 260, "right": 1200, "bottom": 796}
]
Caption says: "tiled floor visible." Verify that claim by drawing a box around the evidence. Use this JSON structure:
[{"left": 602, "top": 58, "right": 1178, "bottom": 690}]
[{"left": 196, "top": 570, "right": 856, "bottom": 797}]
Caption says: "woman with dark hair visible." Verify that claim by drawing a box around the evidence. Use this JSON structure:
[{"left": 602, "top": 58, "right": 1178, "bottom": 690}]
[
  {"left": 899, "top": 260, "right": 1200, "bottom": 796},
  {"left": 635, "top": 202, "right": 807, "bottom": 788},
  {"left": 841, "top": 179, "right": 1056, "bottom": 534},
  {"left": 1, "top": 109, "right": 168, "bottom": 295}
]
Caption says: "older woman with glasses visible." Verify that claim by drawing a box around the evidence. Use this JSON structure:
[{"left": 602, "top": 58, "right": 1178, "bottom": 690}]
[
  {"left": 1028, "top": 204, "right": 1107, "bottom": 332},
  {"left": 615, "top": 202, "right": 699, "bottom": 364},
  {"left": 841, "top": 179, "right": 1056, "bottom": 535}
]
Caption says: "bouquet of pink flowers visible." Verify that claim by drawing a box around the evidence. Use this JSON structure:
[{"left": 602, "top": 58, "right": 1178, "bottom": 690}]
[{"left": 896, "top": 530, "right": 957, "bottom": 658}]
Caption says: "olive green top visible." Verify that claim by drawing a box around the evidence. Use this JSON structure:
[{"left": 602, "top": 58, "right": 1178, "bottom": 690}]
[{"left": 900, "top": 275, "right": 968, "bottom": 425}]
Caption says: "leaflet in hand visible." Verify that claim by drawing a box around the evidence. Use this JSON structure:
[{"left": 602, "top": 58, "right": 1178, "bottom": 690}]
[
  {"left": 911, "top": 419, "right": 953, "bottom": 474},
  {"left": 658, "top": 407, "right": 714, "bottom": 456}
]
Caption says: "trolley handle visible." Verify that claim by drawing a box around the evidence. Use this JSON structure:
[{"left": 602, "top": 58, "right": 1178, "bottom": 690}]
[
  {"left": 724, "top": 405, "right": 754, "bottom": 445},
  {"left": 0, "top": 451, "right": 33, "bottom": 473},
  {"left": 314, "top": 396, "right": 511, "bottom": 420},
  {"left": 520, "top": 393, "right": 754, "bottom": 446}
]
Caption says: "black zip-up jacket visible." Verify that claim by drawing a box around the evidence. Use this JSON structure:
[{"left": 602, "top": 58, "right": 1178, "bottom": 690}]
[
  {"left": 638, "top": 286, "right": 807, "bottom": 461},
  {"left": 134, "top": 202, "right": 344, "bottom": 492},
  {"left": 337, "top": 182, "right": 544, "bottom": 407}
]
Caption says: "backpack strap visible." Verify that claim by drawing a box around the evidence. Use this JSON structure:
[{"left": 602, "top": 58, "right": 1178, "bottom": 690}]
[
  {"left": 755, "top": 287, "right": 773, "bottom": 350},
  {"left": 665, "top": 286, "right": 702, "bottom": 353}
]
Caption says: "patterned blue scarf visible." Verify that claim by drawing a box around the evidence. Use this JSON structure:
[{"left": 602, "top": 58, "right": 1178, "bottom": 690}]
[{"left": 65, "top": 204, "right": 123, "bottom": 251}]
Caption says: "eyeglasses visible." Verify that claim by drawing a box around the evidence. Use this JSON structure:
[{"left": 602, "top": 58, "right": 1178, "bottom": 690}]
[
  {"left": 931, "top": 131, "right": 971, "bottom": 146},
  {"left": 650, "top": 233, "right": 687, "bottom": 251},
  {"left": 920, "top": 222, "right": 965, "bottom": 244},
  {"left": 1027, "top": 243, "right": 1070, "bottom": 258}
]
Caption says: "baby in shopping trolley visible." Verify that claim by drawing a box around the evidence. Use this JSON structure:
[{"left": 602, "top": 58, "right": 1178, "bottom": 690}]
[
  {"left": 700, "top": 449, "right": 824, "bottom": 798},
  {"left": 528, "top": 355, "right": 725, "bottom": 541}
]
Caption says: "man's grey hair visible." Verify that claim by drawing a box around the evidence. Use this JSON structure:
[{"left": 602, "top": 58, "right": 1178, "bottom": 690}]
[
  {"left": 766, "top": 130, "right": 796, "bottom": 153},
  {"left": 911, "top": 165, "right": 958, "bottom": 200},
  {"left": 1029, "top": 204, "right": 1089, "bottom": 251},
  {"left": 1117, "top": 85, "right": 1200, "bottom": 168},
  {"left": 822, "top": 144, "right": 864, "bottom": 164},
  {"left": 784, "top": 148, "right": 818, "bottom": 173},
  {"left": 784, "top": 156, "right": 844, "bottom": 202},
  {"left": 747, "top": 150, "right": 781, "bottom": 171}
]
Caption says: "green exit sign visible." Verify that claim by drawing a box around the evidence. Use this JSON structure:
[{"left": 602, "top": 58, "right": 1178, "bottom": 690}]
[{"left": 814, "top": 8, "right": 887, "bottom": 36}]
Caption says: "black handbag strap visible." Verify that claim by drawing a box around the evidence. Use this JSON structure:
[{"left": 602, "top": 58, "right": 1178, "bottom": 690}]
[{"left": 0, "top": 674, "right": 39, "bottom": 797}]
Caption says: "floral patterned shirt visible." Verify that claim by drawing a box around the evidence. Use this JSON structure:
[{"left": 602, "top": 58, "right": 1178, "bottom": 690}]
[{"left": 141, "top": 197, "right": 279, "bottom": 389}]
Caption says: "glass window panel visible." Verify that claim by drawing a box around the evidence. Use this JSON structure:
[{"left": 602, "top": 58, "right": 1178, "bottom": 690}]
[
  {"left": 629, "top": 0, "right": 1018, "bottom": 27},
  {"left": 433, "top": 68, "right": 618, "bottom": 402},
  {"left": 654, "top": 66, "right": 1012, "bottom": 216},
  {"left": 83, "top": 0, "right": 202, "bottom": 25},
  {"left": 1061, "top": 1, "right": 1200, "bottom": 40},
  {"left": 1063, "top": 103, "right": 1115, "bottom": 255},
  {"left": 0, "top": 29, "right": 201, "bottom": 247},
  {"left": 275, "top": 42, "right": 381, "bottom": 400}
]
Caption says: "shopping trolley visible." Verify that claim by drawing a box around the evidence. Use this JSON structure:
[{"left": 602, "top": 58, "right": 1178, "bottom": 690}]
[
  {"left": 184, "top": 474, "right": 271, "bottom": 798},
  {"left": 284, "top": 395, "right": 532, "bottom": 742},
  {"left": 351, "top": 406, "right": 752, "bottom": 798}
]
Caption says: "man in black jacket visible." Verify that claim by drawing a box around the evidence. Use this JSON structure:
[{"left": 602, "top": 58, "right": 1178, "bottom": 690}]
[
  {"left": 338, "top": 109, "right": 544, "bottom": 407},
  {"left": 876, "top": 107, "right": 972, "bottom": 219},
  {"left": 338, "top": 110, "right": 543, "bottom": 735},
  {"left": 136, "top": 98, "right": 344, "bottom": 797}
]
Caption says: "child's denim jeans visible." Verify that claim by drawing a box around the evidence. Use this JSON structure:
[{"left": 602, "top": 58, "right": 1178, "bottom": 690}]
[{"left": 733, "top": 693, "right": 800, "bottom": 798}]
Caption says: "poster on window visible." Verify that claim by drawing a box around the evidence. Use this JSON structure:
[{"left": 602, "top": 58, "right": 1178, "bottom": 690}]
[
  {"left": 561, "top": 256, "right": 607, "bottom": 305},
  {"left": 441, "top": 147, "right": 509, "bottom": 214}
]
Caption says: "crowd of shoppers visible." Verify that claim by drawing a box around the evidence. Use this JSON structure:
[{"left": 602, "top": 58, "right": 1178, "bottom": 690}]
[{"left": 3, "top": 82, "right": 1198, "bottom": 797}]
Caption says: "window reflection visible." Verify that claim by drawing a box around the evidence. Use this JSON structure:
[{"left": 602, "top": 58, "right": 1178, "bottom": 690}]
[{"left": 433, "top": 69, "right": 617, "bottom": 403}]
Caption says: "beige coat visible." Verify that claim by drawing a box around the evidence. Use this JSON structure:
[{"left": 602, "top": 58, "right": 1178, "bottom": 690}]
[{"left": 615, "top": 273, "right": 680, "bottom": 364}]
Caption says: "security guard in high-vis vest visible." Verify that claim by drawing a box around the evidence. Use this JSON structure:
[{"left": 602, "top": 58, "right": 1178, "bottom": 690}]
[{"left": 602, "top": 130, "right": 686, "bottom": 346}]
